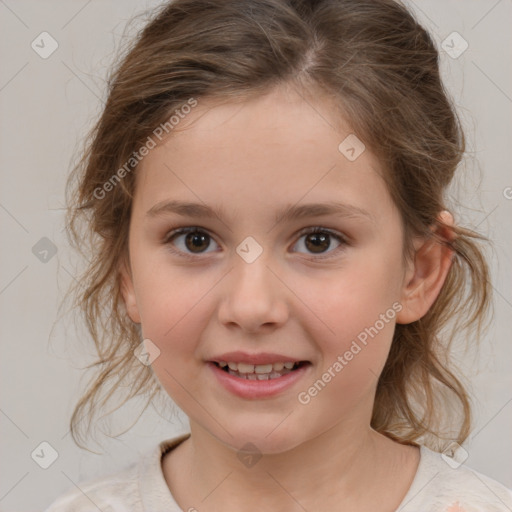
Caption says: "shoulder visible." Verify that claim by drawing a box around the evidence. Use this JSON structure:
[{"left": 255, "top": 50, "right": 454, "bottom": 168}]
[
  {"left": 398, "top": 445, "right": 512, "bottom": 512},
  {"left": 43, "top": 433, "right": 190, "bottom": 512},
  {"left": 43, "top": 463, "right": 140, "bottom": 512}
]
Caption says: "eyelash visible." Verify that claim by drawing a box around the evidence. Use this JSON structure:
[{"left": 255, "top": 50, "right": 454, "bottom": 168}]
[{"left": 162, "top": 226, "right": 349, "bottom": 261}]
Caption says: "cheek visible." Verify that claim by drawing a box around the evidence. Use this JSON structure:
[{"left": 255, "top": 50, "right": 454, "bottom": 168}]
[
  {"left": 130, "top": 236, "right": 212, "bottom": 333},
  {"left": 316, "top": 294, "right": 397, "bottom": 381},
  {"left": 129, "top": 249, "right": 200, "bottom": 354},
  {"left": 130, "top": 253, "right": 221, "bottom": 397},
  {"left": 297, "top": 283, "right": 399, "bottom": 418},
  {"left": 136, "top": 272, "right": 214, "bottom": 408},
  {"left": 307, "top": 253, "right": 403, "bottom": 376},
  {"left": 136, "top": 269, "right": 211, "bottom": 348}
]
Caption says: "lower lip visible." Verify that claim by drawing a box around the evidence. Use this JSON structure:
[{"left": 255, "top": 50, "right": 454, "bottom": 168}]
[{"left": 207, "top": 362, "right": 311, "bottom": 399}]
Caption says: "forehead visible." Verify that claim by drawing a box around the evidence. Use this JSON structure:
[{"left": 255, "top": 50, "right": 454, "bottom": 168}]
[
  {"left": 162, "top": 85, "right": 350, "bottom": 152},
  {"left": 133, "top": 86, "right": 396, "bottom": 224}
]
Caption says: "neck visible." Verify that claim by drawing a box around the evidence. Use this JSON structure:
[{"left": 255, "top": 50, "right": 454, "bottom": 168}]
[{"left": 164, "top": 419, "right": 406, "bottom": 511}]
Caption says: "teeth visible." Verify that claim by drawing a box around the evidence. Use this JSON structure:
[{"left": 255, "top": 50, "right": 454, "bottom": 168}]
[
  {"left": 218, "top": 361, "right": 298, "bottom": 373},
  {"left": 255, "top": 364, "right": 273, "bottom": 374},
  {"left": 218, "top": 360, "right": 303, "bottom": 379},
  {"left": 237, "top": 363, "right": 255, "bottom": 373}
]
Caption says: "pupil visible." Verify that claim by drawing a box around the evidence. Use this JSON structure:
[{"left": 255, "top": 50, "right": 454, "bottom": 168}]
[
  {"left": 186, "top": 231, "right": 209, "bottom": 252},
  {"left": 306, "top": 233, "right": 329, "bottom": 253}
]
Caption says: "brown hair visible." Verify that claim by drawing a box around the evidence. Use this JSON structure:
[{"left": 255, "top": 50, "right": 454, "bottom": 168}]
[{"left": 64, "top": 0, "right": 491, "bottom": 451}]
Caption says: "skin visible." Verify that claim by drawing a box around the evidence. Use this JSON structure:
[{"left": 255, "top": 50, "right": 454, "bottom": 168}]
[{"left": 120, "top": 83, "right": 455, "bottom": 511}]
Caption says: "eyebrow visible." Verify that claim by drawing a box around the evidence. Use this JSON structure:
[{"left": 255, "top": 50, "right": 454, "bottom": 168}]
[{"left": 146, "top": 199, "right": 374, "bottom": 225}]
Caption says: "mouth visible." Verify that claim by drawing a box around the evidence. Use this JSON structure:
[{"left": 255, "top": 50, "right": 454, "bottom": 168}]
[{"left": 211, "top": 360, "right": 311, "bottom": 380}]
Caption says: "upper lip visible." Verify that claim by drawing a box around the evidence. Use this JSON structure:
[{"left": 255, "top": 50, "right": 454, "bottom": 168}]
[{"left": 208, "top": 351, "right": 308, "bottom": 365}]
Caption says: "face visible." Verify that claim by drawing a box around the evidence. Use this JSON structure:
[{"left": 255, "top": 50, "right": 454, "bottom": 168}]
[{"left": 121, "top": 84, "right": 415, "bottom": 454}]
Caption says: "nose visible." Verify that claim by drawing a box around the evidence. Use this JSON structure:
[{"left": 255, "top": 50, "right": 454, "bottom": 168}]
[{"left": 217, "top": 253, "right": 289, "bottom": 334}]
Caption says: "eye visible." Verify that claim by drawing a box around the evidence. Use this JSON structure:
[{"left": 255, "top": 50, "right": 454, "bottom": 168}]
[
  {"left": 163, "top": 226, "right": 348, "bottom": 260},
  {"left": 291, "top": 227, "right": 347, "bottom": 259},
  {"left": 163, "top": 227, "right": 219, "bottom": 258}
]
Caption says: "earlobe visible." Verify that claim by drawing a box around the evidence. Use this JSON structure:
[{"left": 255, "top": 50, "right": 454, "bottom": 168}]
[
  {"left": 119, "top": 258, "right": 141, "bottom": 324},
  {"left": 396, "top": 211, "right": 456, "bottom": 325}
]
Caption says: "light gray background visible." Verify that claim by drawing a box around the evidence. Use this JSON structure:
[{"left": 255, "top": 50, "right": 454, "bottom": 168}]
[{"left": 0, "top": 1, "right": 511, "bottom": 510}]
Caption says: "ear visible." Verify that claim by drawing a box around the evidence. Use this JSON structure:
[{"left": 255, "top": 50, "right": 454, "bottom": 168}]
[
  {"left": 396, "top": 210, "right": 456, "bottom": 325},
  {"left": 119, "top": 256, "right": 141, "bottom": 324}
]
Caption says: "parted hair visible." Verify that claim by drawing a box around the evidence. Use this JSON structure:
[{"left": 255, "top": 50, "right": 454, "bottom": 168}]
[{"left": 64, "top": 0, "right": 491, "bottom": 451}]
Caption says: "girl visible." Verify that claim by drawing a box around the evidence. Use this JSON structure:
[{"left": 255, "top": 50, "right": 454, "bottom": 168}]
[{"left": 45, "top": 0, "right": 512, "bottom": 510}]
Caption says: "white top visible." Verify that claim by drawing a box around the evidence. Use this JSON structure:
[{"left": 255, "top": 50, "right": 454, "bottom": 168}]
[{"left": 44, "top": 432, "right": 512, "bottom": 511}]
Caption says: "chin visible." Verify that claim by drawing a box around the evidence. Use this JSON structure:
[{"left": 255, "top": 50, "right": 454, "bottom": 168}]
[{"left": 205, "top": 418, "right": 309, "bottom": 456}]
